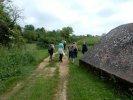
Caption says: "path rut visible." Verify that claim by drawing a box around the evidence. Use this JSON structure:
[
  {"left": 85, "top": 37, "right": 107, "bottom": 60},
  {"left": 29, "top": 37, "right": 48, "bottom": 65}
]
[{"left": 54, "top": 55, "right": 69, "bottom": 100}]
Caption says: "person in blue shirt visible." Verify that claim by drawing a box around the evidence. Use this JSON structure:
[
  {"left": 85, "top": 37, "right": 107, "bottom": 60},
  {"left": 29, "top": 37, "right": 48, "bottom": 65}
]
[
  {"left": 58, "top": 42, "right": 64, "bottom": 62},
  {"left": 58, "top": 42, "right": 64, "bottom": 48}
]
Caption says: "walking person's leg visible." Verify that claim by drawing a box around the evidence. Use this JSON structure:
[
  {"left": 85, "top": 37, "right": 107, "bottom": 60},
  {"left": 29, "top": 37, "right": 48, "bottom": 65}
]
[
  {"left": 49, "top": 53, "right": 51, "bottom": 61},
  {"left": 50, "top": 53, "right": 53, "bottom": 61},
  {"left": 59, "top": 54, "right": 61, "bottom": 62},
  {"left": 72, "top": 52, "right": 77, "bottom": 63},
  {"left": 64, "top": 44, "right": 66, "bottom": 50},
  {"left": 60, "top": 54, "right": 63, "bottom": 62},
  {"left": 72, "top": 58, "right": 75, "bottom": 63},
  {"left": 50, "top": 55, "right": 52, "bottom": 61},
  {"left": 71, "top": 52, "right": 74, "bottom": 63}
]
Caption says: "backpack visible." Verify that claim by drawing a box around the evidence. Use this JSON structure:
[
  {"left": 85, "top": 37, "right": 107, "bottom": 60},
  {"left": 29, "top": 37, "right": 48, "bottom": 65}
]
[
  {"left": 74, "top": 48, "right": 77, "bottom": 52},
  {"left": 69, "top": 46, "right": 73, "bottom": 52},
  {"left": 48, "top": 44, "right": 54, "bottom": 51}
]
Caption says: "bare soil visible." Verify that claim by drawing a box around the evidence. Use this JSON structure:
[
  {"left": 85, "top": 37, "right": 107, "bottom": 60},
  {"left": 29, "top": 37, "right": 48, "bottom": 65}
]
[{"left": 54, "top": 55, "right": 69, "bottom": 100}]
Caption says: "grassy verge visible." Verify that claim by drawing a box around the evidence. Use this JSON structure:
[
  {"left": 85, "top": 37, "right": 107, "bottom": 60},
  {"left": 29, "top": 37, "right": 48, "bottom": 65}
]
[
  {"left": 0, "top": 44, "right": 48, "bottom": 94},
  {"left": 9, "top": 53, "right": 59, "bottom": 100},
  {"left": 68, "top": 52, "right": 131, "bottom": 100}
]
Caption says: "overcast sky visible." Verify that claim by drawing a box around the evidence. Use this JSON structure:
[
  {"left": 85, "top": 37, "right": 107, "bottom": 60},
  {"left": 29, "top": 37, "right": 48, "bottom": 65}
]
[{"left": 12, "top": 0, "right": 133, "bottom": 36}]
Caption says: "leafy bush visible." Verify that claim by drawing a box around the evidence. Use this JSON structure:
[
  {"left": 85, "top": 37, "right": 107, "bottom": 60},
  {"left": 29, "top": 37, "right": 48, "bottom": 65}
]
[
  {"left": 37, "top": 34, "right": 63, "bottom": 48},
  {"left": 0, "top": 47, "right": 35, "bottom": 80}
]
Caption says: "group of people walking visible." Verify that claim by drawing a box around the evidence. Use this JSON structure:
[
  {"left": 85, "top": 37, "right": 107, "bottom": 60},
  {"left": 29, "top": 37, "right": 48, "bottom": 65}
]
[{"left": 48, "top": 40, "right": 88, "bottom": 63}]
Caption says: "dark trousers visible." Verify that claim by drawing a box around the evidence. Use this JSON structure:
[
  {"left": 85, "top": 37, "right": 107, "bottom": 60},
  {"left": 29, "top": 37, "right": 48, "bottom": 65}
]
[
  {"left": 64, "top": 44, "right": 66, "bottom": 50},
  {"left": 69, "top": 51, "right": 72, "bottom": 58},
  {"left": 50, "top": 54, "right": 53, "bottom": 60},
  {"left": 59, "top": 54, "right": 63, "bottom": 62}
]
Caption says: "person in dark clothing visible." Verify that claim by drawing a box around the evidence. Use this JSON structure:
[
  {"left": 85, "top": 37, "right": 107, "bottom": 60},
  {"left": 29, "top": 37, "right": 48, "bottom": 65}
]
[
  {"left": 48, "top": 44, "right": 54, "bottom": 61},
  {"left": 71, "top": 42, "right": 78, "bottom": 63},
  {"left": 63, "top": 40, "right": 67, "bottom": 50},
  {"left": 82, "top": 42, "right": 88, "bottom": 54},
  {"left": 68, "top": 46, "right": 72, "bottom": 58}
]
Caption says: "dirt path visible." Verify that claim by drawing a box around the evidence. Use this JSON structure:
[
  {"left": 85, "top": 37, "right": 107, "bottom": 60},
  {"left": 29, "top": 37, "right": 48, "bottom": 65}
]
[
  {"left": 54, "top": 55, "right": 69, "bottom": 100},
  {"left": 0, "top": 52, "right": 69, "bottom": 100},
  {"left": 0, "top": 53, "right": 57, "bottom": 100}
]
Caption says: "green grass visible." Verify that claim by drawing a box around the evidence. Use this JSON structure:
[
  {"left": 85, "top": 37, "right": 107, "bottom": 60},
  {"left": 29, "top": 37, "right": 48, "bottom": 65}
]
[
  {"left": 0, "top": 44, "right": 49, "bottom": 94},
  {"left": 68, "top": 52, "right": 131, "bottom": 100},
  {"left": 9, "top": 52, "right": 59, "bottom": 100},
  {"left": 10, "top": 69, "right": 59, "bottom": 100},
  {"left": 46, "top": 53, "right": 59, "bottom": 67},
  {"left": 77, "top": 36, "right": 100, "bottom": 46}
]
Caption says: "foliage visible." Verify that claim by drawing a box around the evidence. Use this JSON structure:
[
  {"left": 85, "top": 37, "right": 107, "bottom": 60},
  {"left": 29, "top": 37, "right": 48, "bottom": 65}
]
[
  {"left": 0, "top": 1, "right": 24, "bottom": 46},
  {"left": 37, "top": 36, "right": 63, "bottom": 48},
  {"left": 61, "top": 27, "right": 73, "bottom": 39},
  {"left": 22, "top": 25, "right": 75, "bottom": 48},
  {"left": 23, "top": 30, "right": 37, "bottom": 43},
  {"left": 0, "top": 46, "right": 35, "bottom": 81},
  {"left": 36, "top": 31, "right": 63, "bottom": 48},
  {"left": 67, "top": 35, "right": 80, "bottom": 43},
  {"left": 0, "top": 44, "right": 48, "bottom": 93},
  {"left": 35, "top": 27, "right": 46, "bottom": 33},
  {"left": 0, "top": 1, "right": 75, "bottom": 47},
  {"left": 0, "top": 3, "right": 12, "bottom": 46},
  {"left": 0, "top": 20, "right": 11, "bottom": 45},
  {"left": 24, "top": 25, "right": 35, "bottom": 31}
]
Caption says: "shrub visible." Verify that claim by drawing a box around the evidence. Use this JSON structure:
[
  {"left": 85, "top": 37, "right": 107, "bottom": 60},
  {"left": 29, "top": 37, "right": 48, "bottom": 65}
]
[{"left": 0, "top": 47, "right": 35, "bottom": 80}]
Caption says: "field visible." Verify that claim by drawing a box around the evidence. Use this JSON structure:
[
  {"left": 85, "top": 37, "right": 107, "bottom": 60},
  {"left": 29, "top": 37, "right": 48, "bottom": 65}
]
[{"left": 0, "top": 37, "right": 132, "bottom": 99}]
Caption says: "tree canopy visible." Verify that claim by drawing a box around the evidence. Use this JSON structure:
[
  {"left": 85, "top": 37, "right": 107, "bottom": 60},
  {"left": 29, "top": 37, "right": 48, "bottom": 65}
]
[{"left": 0, "top": 1, "right": 23, "bottom": 46}]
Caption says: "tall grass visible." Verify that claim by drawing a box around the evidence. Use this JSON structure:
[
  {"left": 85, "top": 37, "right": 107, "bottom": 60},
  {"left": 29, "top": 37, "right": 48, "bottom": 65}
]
[
  {"left": 0, "top": 46, "right": 35, "bottom": 80},
  {"left": 0, "top": 44, "right": 48, "bottom": 94},
  {"left": 10, "top": 53, "right": 59, "bottom": 100}
]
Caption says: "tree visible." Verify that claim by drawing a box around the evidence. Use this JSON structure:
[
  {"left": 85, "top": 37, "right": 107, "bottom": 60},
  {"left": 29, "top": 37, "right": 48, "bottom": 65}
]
[
  {"left": 0, "top": 0, "right": 4, "bottom": 2},
  {"left": 23, "top": 30, "right": 37, "bottom": 42},
  {"left": 0, "top": 2, "right": 13, "bottom": 45},
  {"left": 0, "top": 20, "right": 11, "bottom": 45},
  {"left": 4, "top": 0, "right": 23, "bottom": 29},
  {"left": 87, "top": 34, "right": 93, "bottom": 37},
  {"left": 35, "top": 27, "right": 46, "bottom": 40},
  {"left": 0, "top": 1, "right": 24, "bottom": 46},
  {"left": 9, "top": 6, "right": 23, "bottom": 28},
  {"left": 24, "top": 25, "right": 35, "bottom": 31},
  {"left": 35, "top": 27, "right": 46, "bottom": 33},
  {"left": 61, "top": 27, "right": 73, "bottom": 39}
]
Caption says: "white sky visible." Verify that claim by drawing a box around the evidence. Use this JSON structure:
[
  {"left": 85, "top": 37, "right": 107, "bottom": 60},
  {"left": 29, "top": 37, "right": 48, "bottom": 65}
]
[{"left": 12, "top": 0, "right": 133, "bottom": 36}]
